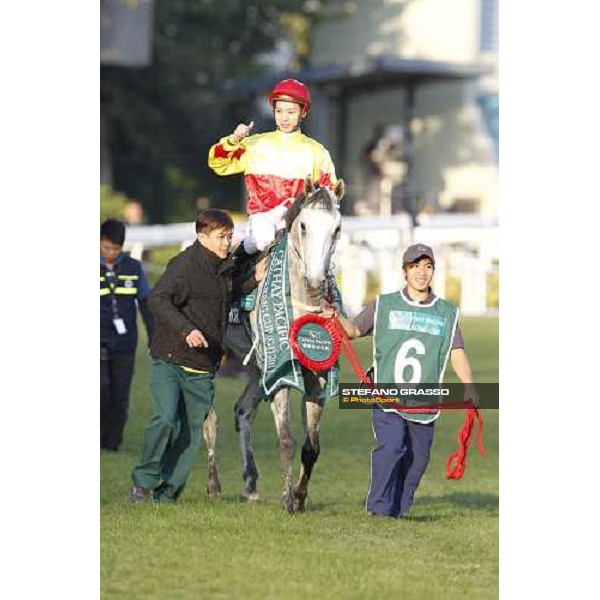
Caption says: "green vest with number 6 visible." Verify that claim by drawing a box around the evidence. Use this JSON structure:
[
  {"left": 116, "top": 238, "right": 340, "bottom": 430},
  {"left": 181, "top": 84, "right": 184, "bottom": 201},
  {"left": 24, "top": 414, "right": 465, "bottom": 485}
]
[{"left": 373, "top": 290, "right": 459, "bottom": 424}]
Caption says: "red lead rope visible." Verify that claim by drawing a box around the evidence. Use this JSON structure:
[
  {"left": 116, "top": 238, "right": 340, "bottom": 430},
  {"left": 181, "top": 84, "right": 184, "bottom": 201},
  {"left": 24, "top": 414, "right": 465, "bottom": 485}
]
[
  {"left": 335, "top": 316, "right": 484, "bottom": 481},
  {"left": 446, "top": 408, "right": 485, "bottom": 480},
  {"left": 289, "top": 313, "right": 485, "bottom": 480}
]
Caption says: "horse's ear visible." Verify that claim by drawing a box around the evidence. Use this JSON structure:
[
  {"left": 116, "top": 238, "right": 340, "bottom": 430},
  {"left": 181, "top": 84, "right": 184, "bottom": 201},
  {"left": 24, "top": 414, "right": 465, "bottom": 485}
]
[
  {"left": 304, "top": 176, "right": 314, "bottom": 195},
  {"left": 334, "top": 179, "right": 345, "bottom": 201}
]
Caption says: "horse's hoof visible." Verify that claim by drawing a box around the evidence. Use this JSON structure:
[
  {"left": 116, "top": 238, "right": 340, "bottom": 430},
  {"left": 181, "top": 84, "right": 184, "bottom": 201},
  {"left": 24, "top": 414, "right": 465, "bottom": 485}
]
[
  {"left": 240, "top": 491, "right": 260, "bottom": 503},
  {"left": 207, "top": 486, "right": 222, "bottom": 501},
  {"left": 293, "top": 498, "right": 306, "bottom": 513},
  {"left": 293, "top": 486, "right": 307, "bottom": 513}
]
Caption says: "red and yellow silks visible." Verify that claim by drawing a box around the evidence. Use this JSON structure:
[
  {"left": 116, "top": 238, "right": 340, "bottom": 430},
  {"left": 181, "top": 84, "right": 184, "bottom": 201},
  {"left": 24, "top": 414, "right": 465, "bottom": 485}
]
[{"left": 208, "top": 130, "right": 337, "bottom": 214}]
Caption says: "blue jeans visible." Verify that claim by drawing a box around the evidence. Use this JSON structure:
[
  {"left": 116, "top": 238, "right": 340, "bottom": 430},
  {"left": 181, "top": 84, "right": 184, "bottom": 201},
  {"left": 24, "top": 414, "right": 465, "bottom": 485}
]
[{"left": 366, "top": 407, "right": 436, "bottom": 517}]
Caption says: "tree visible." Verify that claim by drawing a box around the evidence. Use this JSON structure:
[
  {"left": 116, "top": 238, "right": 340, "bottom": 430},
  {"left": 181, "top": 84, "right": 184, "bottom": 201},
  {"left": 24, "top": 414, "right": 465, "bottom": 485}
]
[
  {"left": 101, "top": 0, "right": 329, "bottom": 223},
  {"left": 100, "top": 185, "right": 133, "bottom": 222}
]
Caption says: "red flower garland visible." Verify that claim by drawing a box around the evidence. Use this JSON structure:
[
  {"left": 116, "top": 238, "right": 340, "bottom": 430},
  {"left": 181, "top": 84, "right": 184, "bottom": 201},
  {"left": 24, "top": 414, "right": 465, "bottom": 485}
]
[{"left": 289, "top": 313, "right": 342, "bottom": 372}]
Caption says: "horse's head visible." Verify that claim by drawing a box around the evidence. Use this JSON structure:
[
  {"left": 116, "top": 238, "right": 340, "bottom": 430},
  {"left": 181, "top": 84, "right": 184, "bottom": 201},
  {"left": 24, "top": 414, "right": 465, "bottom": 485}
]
[{"left": 286, "top": 178, "right": 345, "bottom": 289}]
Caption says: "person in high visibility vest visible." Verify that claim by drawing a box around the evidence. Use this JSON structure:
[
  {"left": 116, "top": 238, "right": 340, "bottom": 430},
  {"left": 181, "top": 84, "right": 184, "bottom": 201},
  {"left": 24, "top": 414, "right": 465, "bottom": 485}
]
[
  {"left": 326, "top": 244, "right": 477, "bottom": 518},
  {"left": 100, "top": 219, "right": 154, "bottom": 451},
  {"left": 208, "top": 78, "right": 337, "bottom": 259}
]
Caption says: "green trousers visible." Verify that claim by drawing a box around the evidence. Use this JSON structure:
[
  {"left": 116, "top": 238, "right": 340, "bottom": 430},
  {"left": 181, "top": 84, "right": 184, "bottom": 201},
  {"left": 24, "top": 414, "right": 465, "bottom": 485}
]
[{"left": 131, "top": 359, "right": 215, "bottom": 502}]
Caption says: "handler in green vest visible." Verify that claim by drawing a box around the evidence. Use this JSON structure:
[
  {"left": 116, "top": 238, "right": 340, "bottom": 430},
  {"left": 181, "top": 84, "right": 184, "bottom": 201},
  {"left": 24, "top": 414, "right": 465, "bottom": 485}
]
[{"left": 328, "top": 243, "right": 476, "bottom": 518}]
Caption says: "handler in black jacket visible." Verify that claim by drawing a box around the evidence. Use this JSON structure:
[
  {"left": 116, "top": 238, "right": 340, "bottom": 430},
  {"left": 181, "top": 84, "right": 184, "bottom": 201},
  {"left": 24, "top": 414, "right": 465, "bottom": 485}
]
[{"left": 130, "top": 209, "right": 266, "bottom": 503}]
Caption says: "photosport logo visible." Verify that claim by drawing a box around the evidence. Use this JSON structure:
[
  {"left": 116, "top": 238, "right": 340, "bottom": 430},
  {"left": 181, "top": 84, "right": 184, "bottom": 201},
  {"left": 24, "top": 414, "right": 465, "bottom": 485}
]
[{"left": 338, "top": 383, "right": 499, "bottom": 410}]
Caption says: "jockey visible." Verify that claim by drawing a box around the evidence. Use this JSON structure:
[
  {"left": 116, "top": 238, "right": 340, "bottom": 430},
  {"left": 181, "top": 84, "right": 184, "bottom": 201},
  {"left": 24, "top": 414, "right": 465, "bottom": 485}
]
[{"left": 208, "top": 79, "right": 337, "bottom": 258}]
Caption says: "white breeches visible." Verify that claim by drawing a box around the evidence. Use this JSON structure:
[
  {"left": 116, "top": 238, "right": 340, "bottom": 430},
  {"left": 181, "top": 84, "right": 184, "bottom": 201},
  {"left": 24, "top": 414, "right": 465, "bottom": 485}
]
[{"left": 243, "top": 203, "right": 289, "bottom": 254}]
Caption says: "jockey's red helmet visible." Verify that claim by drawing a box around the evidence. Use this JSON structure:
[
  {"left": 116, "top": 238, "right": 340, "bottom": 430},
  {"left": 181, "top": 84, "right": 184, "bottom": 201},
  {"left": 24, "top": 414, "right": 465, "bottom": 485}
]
[{"left": 268, "top": 79, "right": 311, "bottom": 117}]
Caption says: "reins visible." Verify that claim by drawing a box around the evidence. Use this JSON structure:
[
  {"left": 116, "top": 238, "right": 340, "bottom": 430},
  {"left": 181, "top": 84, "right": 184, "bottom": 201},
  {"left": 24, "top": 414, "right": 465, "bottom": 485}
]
[{"left": 290, "top": 312, "right": 484, "bottom": 480}]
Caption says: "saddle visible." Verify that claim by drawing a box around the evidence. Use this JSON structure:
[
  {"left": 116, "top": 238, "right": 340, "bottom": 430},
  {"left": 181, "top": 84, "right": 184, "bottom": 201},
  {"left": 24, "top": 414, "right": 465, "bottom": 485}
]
[{"left": 229, "top": 231, "right": 284, "bottom": 323}]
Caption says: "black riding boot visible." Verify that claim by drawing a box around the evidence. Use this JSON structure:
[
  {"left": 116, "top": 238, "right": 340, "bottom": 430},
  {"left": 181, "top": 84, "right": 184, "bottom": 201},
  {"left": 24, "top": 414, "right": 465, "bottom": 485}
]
[
  {"left": 232, "top": 243, "right": 253, "bottom": 267},
  {"left": 232, "top": 243, "right": 257, "bottom": 275},
  {"left": 232, "top": 242, "right": 251, "bottom": 261}
]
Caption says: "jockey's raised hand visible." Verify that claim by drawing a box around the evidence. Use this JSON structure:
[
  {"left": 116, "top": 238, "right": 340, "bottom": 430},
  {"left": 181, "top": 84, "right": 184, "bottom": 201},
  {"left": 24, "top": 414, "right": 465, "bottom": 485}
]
[
  {"left": 208, "top": 79, "right": 337, "bottom": 256},
  {"left": 229, "top": 121, "right": 254, "bottom": 144}
]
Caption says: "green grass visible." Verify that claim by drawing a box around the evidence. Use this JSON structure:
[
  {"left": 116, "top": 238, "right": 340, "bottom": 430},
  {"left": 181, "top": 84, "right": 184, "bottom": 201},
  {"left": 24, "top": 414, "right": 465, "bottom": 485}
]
[{"left": 101, "top": 317, "right": 498, "bottom": 600}]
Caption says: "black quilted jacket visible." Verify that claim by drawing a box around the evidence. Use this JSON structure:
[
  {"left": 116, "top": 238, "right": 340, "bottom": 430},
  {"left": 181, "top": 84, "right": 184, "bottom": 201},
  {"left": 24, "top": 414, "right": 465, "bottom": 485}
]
[{"left": 149, "top": 240, "right": 256, "bottom": 372}]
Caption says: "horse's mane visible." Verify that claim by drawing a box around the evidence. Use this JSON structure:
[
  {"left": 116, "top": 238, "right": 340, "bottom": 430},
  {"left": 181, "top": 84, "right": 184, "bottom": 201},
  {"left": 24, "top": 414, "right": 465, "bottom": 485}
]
[{"left": 285, "top": 186, "right": 337, "bottom": 231}]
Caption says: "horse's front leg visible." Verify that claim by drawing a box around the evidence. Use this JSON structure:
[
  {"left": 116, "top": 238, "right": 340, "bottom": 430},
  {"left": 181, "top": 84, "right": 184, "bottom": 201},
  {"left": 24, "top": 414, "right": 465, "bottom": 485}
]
[
  {"left": 234, "top": 369, "right": 263, "bottom": 502},
  {"left": 294, "top": 395, "right": 324, "bottom": 512},
  {"left": 203, "top": 407, "right": 221, "bottom": 500},
  {"left": 270, "top": 388, "right": 296, "bottom": 513}
]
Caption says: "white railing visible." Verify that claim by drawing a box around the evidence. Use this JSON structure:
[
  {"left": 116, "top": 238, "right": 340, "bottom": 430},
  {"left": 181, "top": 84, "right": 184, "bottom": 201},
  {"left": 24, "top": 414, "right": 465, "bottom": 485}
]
[{"left": 124, "top": 214, "right": 499, "bottom": 317}]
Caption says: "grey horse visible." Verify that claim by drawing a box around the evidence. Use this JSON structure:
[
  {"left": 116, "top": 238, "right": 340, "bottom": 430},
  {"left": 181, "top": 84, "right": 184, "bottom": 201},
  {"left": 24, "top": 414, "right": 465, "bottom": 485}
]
[{"left": 202, "top": 178, "right": 344, "bottom": 512}]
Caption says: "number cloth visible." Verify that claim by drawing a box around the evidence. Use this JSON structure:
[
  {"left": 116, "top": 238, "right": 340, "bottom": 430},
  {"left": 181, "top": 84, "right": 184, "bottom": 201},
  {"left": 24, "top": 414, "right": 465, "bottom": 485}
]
[
  {"left": 254, "top": 233, "right": 340, "bottom": 398},
  {"left": 373, "top": 290, "right": 458, "bottom": 423}
]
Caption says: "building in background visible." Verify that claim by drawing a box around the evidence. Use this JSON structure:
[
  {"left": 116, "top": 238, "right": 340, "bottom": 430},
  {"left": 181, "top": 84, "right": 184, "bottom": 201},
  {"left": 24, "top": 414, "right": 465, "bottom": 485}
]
[
  {"left": 100, "top": 0, "right": 154, "bottom": 187},
  {"left": 100, "top": 0, "right": 154, "bottom": 68},
  {"left": 308, "top": 0, "right": 498, "bottom": 217},
  {"left": 229, "top": 0, "right": 498, "bottom": 220}
]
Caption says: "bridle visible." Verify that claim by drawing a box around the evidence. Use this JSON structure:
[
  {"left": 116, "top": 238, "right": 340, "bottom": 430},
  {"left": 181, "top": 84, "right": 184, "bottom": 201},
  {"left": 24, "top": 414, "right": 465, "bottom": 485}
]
[{"left": 288, "top": 191, "right": 340, "bottom": 285}]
